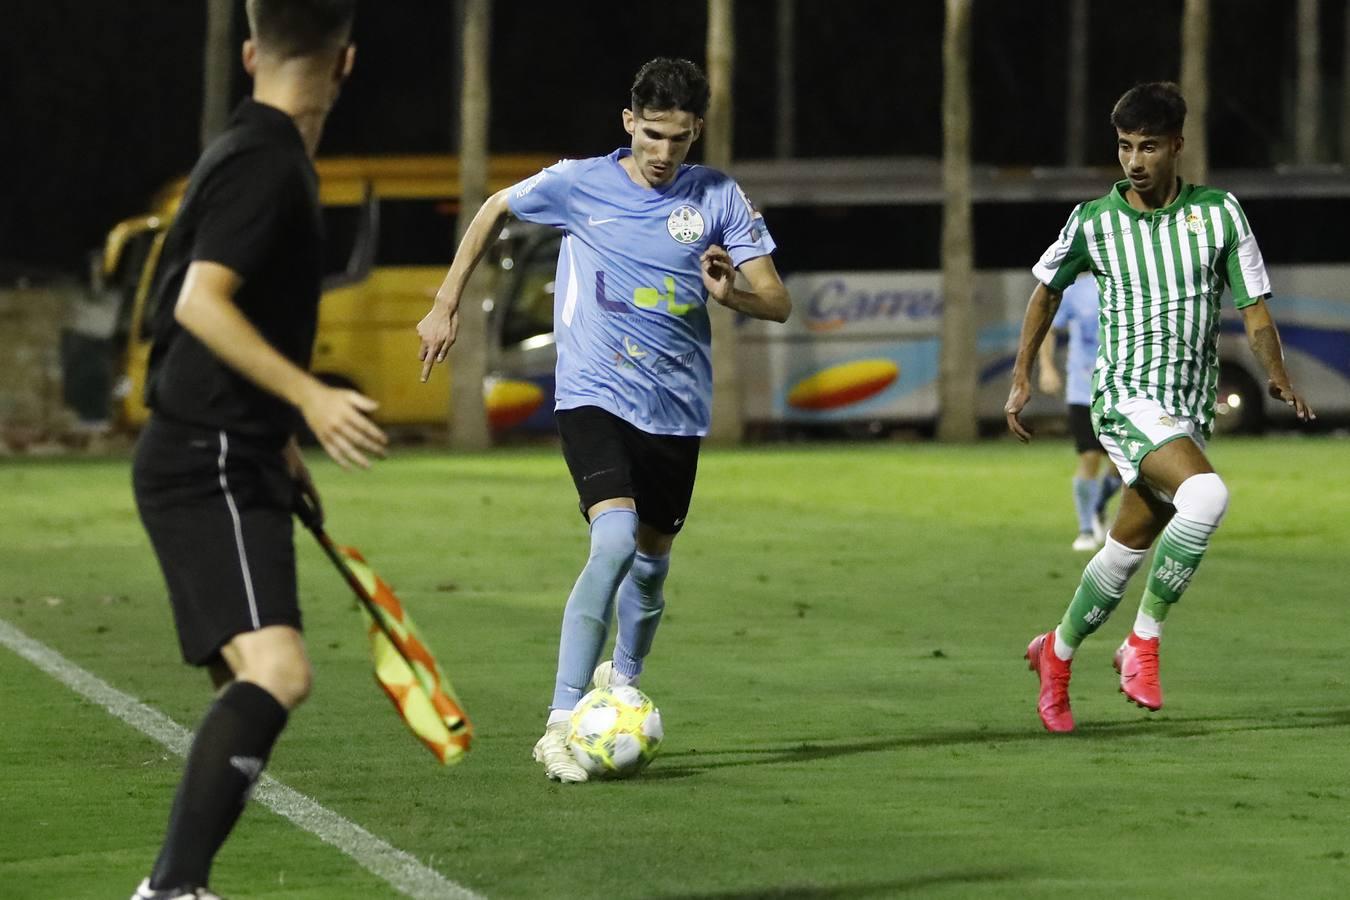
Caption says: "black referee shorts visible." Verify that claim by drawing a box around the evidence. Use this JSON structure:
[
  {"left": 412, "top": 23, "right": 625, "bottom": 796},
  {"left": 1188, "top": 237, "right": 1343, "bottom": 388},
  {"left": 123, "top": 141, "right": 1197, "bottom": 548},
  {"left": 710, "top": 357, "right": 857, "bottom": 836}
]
[
  {"left": 556, "top": 405, "right": 700, "bottom": 535},
  {"left": 132, "top": 415, "right": 301, "bottom": 666},
  {"left": 1068, "top": 403, "right": 1104, "bottom": 455}
]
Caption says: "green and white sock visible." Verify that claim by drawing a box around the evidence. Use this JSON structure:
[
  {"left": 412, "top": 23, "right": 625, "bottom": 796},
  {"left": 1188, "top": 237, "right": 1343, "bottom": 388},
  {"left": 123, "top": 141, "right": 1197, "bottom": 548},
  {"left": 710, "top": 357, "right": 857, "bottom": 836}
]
[
  {"left": 1138, "top": 514, "right": 1212, "bottom": 625},
  {"left": 1056, "top": 537, "right": 1149, "bottom": 657}
]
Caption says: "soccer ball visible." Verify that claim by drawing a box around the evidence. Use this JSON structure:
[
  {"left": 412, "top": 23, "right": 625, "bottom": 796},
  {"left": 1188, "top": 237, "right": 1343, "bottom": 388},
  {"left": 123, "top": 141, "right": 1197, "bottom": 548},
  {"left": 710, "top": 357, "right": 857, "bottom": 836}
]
[{"left": 567, "top": 685, "right": 663, "bottom": 778}]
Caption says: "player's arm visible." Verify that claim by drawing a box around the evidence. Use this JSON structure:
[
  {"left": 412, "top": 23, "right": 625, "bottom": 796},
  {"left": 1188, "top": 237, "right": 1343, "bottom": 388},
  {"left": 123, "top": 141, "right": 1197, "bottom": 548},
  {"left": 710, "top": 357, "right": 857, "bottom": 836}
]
[
  {"left": 1005, "top": 281, "right": 1064, "bottom": 442},
  {"left": 1036, "top": 329, "right": 1063, "bottom": 395},
  {"left": 700, "top": 249, "right": 791, "bottom": 323},
  {"left": 174, "top": 261, "right": 388, "bottom": 468},
  {"left": 417, "top": 188, "right": 513, "bottom": 382},
  {"left": 1239, "top": 298, "right": 1314, "bottom": 421}
]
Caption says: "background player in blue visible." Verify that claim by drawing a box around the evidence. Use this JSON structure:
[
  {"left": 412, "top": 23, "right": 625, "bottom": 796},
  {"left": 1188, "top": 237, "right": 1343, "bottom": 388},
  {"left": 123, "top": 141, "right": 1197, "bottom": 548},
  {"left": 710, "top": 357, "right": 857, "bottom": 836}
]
[
  {"left": 417, "top": 58, "right": 791, "bottom": 782},
  {"left": 1037, "top": 273, "right": 1121, "bottom": 550}
]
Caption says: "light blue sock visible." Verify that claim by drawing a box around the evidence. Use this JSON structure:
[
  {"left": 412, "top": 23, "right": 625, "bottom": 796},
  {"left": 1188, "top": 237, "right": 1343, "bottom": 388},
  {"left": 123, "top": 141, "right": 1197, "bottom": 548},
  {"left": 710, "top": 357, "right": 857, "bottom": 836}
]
[
  {"left": 550, "top": 509, "right": 637, "bottom": 711},
  {"left": 614, "top": 552, "right": 670, "bottom": 681},
  {"left": 1097, "top": 472, "right": 1122, "bottom": 516},
  {"left": 1072, "top": 476, "right": 1100, "bottom": 534}
]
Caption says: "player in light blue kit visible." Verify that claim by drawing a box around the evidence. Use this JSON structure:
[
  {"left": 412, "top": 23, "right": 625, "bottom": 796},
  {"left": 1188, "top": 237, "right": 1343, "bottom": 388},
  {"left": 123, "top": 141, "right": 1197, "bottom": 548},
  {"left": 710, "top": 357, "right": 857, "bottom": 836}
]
[
  {"left": 1037, "top": 272, "right": 1121, "bottom": 550},
  {"left": 417, "top": 58, "right": 791, "bottom": 782}
]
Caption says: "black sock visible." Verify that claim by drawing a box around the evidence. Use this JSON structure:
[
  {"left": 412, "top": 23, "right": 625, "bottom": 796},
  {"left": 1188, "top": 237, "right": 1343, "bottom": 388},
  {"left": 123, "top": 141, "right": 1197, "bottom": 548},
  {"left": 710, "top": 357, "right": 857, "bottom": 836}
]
[{"left": 149, "top": 681, "right": 289, "bottom": 890}]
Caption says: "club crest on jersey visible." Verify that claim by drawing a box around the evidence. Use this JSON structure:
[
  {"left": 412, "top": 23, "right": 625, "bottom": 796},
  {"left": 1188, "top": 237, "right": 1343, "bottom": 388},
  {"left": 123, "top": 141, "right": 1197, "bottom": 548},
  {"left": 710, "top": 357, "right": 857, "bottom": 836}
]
[
  {"left": 667, "top": 205, "right": 705, "bottom": 244},
  {"left": 1185, "top": 213, "right": 1204, "bottom": 235}
]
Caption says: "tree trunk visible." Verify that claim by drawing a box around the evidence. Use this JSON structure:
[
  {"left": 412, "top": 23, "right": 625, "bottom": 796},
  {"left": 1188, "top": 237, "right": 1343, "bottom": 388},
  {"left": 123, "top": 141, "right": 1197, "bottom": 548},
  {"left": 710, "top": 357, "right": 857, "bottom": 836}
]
[
  {"left": 775, "top": 0, "right": 796, "bottom": 159},
  {"left": 201, "top": 0, "right": 234, "bottom": 149},
  {"left": 705, "top": 0, "right": 743, "bottom": 444},
  {"left": 1064, "top": 0, "right": 1089, "bottom": 167},
  {"left": 1295, "top": 0, "right": 1322, "bottom": 164},
  {"left": 1179, "top": 0, "right": 1210, "bottom": 185},
  {"left": 451, "top": 0, "right": 492, "bottom": 451},
  {"left": 1343, "top": 0, "right": 1350, "bottom": 165},
  {"left": 938, "top": 0, "right": 977, "bottom": 443}
]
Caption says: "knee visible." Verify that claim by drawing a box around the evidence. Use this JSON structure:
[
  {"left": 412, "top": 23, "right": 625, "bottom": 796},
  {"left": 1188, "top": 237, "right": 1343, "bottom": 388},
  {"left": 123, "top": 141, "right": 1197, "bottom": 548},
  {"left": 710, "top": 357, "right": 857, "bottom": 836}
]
[
  {"left": 244, "top": 655, "right": 313, "bottom": 709},
  {"left": 1174, "top": 472, "right": 1229, "bottom": 526},
  {"left": 630, "top": 552, "right": 671, "bottom": 596},
  {"left": 588, "top": 510, "right": 638, "bottom": 571}
]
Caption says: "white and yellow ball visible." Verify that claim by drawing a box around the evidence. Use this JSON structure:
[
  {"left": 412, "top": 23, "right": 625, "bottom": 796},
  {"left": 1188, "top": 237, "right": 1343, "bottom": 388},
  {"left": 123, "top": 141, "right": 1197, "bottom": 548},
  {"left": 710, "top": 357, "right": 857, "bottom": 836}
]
[{"left": 567, "top": 685, "right": 663, "bottom": 778}]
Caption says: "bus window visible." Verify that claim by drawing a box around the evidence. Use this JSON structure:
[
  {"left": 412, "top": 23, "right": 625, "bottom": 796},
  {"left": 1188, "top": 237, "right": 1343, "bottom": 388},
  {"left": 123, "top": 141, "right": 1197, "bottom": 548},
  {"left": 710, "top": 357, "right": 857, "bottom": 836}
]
[
  {"left": 499, "top": 232, "right": 561, "bottom": 348},
  {"left": 322, "top": 204, "right": 365, "bottom": 282}
]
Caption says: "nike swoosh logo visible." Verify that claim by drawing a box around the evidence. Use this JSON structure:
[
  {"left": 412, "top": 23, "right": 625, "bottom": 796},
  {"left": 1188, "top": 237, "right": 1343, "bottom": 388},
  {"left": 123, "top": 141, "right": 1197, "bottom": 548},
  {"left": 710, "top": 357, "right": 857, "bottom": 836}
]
[{"left": 588, "top": 216, "right": 616, "bottom": 226}]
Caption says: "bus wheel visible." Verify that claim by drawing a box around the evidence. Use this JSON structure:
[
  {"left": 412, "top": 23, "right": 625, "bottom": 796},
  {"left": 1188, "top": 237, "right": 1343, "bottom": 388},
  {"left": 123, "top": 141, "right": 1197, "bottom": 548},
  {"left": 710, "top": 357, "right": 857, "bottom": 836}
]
[{"left": 1213, "top": 363, "right": 1264, "bottom": 435}]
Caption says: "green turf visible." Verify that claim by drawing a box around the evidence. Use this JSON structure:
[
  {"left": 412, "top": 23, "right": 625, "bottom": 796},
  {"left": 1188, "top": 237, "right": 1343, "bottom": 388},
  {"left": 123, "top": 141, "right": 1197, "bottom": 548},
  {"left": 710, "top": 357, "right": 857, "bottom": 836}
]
[{"left": 2, "top": 437, "right": 1348, "bottom": 899}]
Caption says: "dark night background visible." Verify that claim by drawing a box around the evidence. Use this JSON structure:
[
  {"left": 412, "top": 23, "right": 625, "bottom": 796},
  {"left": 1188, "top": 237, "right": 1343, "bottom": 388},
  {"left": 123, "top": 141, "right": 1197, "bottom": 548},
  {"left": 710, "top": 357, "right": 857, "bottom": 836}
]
[{"left": 2, "top": 0, "right": 1345, "bottom": 274}]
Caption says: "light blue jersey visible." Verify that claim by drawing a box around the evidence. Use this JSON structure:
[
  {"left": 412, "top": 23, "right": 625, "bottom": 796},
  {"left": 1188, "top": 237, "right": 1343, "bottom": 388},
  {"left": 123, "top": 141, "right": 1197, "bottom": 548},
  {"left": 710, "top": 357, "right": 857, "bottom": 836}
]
[
  {"left": 1052, "top": 275, "right": 1101, "bottom": 406},
  {"left": 506, "top": 149, "right": 776, "bottom": 436}
]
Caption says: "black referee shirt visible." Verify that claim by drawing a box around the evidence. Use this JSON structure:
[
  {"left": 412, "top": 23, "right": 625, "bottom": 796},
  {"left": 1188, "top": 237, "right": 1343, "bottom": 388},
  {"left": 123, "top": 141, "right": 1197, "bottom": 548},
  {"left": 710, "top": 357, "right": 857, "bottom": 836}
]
[{"left": 144, "top": 98, "right": 323, "bottom": 440}]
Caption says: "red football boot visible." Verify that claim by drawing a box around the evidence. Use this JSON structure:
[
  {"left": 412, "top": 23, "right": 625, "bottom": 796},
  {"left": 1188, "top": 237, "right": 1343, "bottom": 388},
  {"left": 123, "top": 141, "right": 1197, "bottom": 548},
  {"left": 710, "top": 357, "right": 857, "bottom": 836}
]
[
  {"left": 1026, "top": 631, "right": 1075, "bottom": 733},
  {"left": 1114, "top": 632, "right": 1163, "bottom": 711}
]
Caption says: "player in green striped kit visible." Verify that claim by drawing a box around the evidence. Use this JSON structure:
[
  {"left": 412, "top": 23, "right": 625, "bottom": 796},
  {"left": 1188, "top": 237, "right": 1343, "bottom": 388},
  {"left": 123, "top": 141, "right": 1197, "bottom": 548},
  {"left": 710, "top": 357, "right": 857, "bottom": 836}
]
[{"left": 1004, "top": 82, "right": 1314, "bottom": 733}]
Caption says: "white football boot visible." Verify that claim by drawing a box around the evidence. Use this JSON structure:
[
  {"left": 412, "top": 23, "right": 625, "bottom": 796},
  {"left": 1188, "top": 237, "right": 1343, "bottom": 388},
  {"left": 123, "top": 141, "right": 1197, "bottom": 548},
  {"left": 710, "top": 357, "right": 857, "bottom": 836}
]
[
  {"left": 591, "top": 659, "right": 638, "bottom": 689},
  {"left": 131, "top": 879, "right": 224, "bottom": 900},
  {"left": 590, "top": 659, "right": 615, "bottom": 690},
  {"left": 531, "top": 721, "right": 588, "bottom": 783}
]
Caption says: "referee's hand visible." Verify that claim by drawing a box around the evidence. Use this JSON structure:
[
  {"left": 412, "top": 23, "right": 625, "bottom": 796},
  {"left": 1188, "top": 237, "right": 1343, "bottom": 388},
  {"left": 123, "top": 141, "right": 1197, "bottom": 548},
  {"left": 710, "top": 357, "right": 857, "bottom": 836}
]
[{"left": 300, "top": 383, "right": 388, "bottom": 470}]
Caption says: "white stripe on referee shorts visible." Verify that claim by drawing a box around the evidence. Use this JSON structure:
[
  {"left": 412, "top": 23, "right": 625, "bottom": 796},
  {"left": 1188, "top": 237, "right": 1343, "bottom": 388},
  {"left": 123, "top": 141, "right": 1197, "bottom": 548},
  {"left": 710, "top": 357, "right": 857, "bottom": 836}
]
[
  {"left": 0, "top": 617, "right": 482, "bottom": 900},
  {"left": 217, "top": 430, "right": 261, "bottom": 629}
]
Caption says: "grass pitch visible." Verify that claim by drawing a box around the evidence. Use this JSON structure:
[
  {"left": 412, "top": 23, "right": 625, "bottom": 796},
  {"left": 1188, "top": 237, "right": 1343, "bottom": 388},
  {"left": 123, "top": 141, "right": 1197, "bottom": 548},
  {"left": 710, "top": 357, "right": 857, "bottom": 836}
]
[{"left": 2, "top": 437, "right": 1348, "bottom": 899}]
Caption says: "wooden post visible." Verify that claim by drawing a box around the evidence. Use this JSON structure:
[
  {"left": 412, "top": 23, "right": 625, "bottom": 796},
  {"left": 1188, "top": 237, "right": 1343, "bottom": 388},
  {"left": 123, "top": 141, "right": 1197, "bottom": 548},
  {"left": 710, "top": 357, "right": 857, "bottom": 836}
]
[
  {"left": 1065, "top": 0, "right": 1089, "bottom": 167},
  {"left": 201, "top": 0, "right": 234, "bottom": 148},
  {"left": 705, "top": 0, "right": 744, "bottom": 444},
  {"left": 938, "top": 0, "right": 977, "bottom": 443},
  {"left": 1295, "top": 0, "right": 1323, "bottom": 164},
  {"left": 1180, "top": 0, "right": 1210, "bottom": 185},
  {"left": 450, "top": 0, "right": 492, "bottom": 450}
]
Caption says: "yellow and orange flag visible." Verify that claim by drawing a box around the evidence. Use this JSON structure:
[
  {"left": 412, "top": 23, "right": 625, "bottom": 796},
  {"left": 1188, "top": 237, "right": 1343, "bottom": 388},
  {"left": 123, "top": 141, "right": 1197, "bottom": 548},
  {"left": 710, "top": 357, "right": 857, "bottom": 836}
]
[
  {"left": 296, "top": 488, "right": 472, "bottom": 765},
  {"left": 336, "top": 544, "right": 473, "bottom": 765}
]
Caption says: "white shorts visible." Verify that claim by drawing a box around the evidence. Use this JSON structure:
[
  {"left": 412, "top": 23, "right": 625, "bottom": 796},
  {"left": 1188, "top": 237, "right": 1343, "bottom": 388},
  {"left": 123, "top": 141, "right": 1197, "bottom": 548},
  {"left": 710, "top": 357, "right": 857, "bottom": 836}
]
[{"left": 1093, "top": 396, "right": 1206, "bottom": 498}]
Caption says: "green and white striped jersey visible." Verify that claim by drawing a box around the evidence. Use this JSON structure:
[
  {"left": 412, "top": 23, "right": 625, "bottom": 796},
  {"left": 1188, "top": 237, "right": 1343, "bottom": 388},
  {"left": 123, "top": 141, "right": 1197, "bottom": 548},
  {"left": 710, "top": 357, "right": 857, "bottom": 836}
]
[{"left": 1033, "top": 179, "right": 1271, "bottom": 433}]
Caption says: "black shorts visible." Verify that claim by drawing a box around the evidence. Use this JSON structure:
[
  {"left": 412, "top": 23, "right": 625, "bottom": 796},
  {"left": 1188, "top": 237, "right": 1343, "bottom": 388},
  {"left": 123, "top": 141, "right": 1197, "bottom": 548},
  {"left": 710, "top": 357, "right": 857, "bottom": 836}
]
[
  {"left": 132, "top": 415, "right": 301, "bottom": 666},
  {"left": 556, "top": 405, "right": 700, "bottom": 535},
  {"left": 1068, "top": 403, "right": 1103, "bottom": 454}
]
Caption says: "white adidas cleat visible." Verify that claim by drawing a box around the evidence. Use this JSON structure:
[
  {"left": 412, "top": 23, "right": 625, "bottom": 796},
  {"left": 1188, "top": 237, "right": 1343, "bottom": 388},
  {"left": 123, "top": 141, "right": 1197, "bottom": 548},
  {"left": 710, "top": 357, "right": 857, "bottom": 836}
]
[
  {"left": 590, "top": 659, "right": 615, "bottom": 690},
  {"left": 132, "top": 878, "right": 224, "bottom": 899},
  {"left": 531, "top": 721, "right": 588, "bottom": 783},
  {"left": 591, "top": 659, "right": 637, "bottom": 690},
  {"left": 1071, "top": 532, "right": 1098, "bottom": 552}
]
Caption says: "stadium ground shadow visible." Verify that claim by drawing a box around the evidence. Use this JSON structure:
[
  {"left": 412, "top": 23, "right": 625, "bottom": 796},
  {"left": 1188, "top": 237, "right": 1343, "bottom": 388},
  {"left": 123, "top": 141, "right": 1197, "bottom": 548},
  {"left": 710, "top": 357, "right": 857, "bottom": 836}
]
[
  {"left": 655, "top": 867, "right": 1027, "bottom": 899},
  {"left": 640, "top": 707, "right": 1350, "bottom": 780}
]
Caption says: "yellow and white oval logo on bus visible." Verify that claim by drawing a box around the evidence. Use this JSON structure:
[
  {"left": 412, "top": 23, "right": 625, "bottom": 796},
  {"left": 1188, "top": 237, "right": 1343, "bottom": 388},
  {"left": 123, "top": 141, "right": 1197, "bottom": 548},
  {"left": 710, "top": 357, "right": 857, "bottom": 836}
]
[
  {"left": 786, "top": 359, "right": 899, "bottom": 410},
  {"left": 484, "top": 378, "right": 545, "bottom": 430}
]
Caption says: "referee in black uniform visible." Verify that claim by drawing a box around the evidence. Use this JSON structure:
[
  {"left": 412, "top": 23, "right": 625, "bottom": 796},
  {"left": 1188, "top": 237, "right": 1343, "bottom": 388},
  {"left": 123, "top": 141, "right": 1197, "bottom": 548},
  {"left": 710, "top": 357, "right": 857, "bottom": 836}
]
[{"left": 129, "top": 3, "right": 382, "bottom": 898}]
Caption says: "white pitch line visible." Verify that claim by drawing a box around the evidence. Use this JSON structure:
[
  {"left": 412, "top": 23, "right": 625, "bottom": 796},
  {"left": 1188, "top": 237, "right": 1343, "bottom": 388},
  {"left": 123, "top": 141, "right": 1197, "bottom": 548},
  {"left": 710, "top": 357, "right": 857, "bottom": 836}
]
[{"left": 0, "top": 616, "right": 482, "bottom": 900}]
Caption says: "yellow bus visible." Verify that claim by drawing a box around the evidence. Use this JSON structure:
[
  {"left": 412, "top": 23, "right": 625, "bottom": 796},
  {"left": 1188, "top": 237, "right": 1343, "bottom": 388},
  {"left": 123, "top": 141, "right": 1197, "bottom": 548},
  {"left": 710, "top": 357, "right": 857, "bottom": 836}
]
[{"left": 102, "top": 154, "right": 554, "bottom": 429}]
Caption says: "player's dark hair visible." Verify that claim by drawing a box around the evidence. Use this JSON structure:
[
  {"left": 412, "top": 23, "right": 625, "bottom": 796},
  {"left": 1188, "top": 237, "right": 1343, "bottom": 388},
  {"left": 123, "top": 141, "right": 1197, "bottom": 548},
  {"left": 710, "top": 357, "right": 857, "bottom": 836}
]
[
  {"left": 246, "top": 0, "right": 356, "bottom": 58},
  {"left": 630, "top": 57, "right": 710, "bottom": 119},
  {"left": 1111, "top": 82, "right": 1187, "bottom": 136}
]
